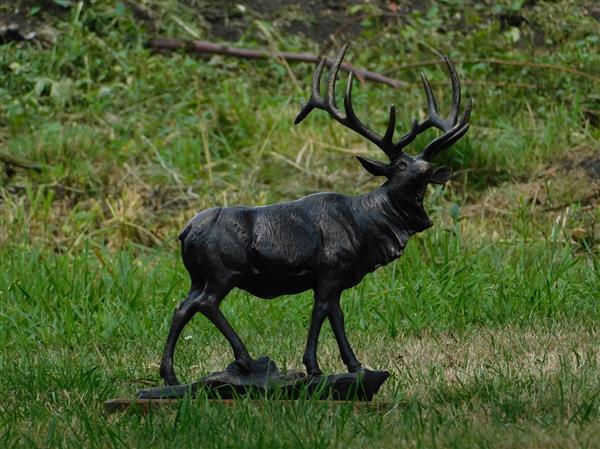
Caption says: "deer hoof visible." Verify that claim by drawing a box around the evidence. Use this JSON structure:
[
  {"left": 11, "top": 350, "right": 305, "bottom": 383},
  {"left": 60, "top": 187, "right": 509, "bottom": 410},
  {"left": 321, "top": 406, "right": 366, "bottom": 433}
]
[
  {"left": 159, "top": 363, "right": 180, "bottom": 386},
  {"left": 348, "top": 363, "right": 363, "bottom": 373},
  {"left": 234, "top": 356, "right": 253, "bottom": 373},
  {"left": 306, "top": 367, "right": 323, "bottom": 377}
]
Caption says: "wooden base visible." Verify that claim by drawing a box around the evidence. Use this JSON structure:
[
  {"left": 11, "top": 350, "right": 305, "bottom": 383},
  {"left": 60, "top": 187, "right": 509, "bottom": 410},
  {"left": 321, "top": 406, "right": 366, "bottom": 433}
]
[
  {"left": 137, "top": 358, "right": 390, "bottom": 402},
  {"left": 111, "top": 359, "right": 392, "bottom": 415},
  {"left": 103, "top": 398, "right": 393, "bottom": 415}
]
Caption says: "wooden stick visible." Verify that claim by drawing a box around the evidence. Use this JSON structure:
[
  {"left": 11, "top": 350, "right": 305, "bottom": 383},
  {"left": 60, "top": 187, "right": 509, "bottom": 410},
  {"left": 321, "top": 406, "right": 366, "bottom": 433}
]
[
  {"left": 147, "top": 38, "right": 408, "bottom": 89},
  {"left": 0, "top": 150, "right": 42, "bottom": 172}
]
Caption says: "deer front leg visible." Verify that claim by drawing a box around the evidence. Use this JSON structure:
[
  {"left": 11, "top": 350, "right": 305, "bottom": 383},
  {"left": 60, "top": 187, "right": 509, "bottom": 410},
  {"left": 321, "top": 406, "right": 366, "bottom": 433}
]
[
  {"left": 303, "top": 281, "right": 342, "bottom": 376},
  {"left": 303, "top": 297, "right": 330, "bottom": 376},
  {"left": 328, "top": 298, "right": 362, "bottom": 372}
]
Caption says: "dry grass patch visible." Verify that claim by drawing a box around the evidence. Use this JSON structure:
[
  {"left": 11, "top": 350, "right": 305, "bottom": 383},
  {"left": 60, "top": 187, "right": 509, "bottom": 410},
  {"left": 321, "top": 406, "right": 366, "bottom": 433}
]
[{"left": 460, "top": 147, "right": 600, "bottom": 248}]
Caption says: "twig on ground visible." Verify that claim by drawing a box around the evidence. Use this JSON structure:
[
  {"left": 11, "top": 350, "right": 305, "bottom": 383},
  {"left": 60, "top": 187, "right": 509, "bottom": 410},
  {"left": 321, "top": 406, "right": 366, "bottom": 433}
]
[
  {"left": 147, "top": 38, "right": 408, "bottom": 89},
  {"left": 0, "top": 150, "right": 42, "bottom": 172}
]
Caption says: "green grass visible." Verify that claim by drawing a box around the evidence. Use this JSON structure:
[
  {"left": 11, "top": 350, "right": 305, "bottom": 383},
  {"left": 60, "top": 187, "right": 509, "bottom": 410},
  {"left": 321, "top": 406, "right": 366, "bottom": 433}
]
[{"left": 1, "top": 1, "right": 599, "bottom": 448}]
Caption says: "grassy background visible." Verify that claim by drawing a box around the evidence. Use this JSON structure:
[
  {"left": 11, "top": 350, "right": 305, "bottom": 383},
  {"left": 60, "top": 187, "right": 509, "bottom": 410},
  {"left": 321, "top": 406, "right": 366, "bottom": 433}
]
[{"left": 1, "top": 1, "right": 599, "bottom": 448}]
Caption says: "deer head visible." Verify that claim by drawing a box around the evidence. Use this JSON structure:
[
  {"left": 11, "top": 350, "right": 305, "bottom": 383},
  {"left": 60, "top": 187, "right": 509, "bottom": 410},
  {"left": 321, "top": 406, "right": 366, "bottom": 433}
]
[{"left": 295, "top": 44, "right": 472, "bottom": 201}]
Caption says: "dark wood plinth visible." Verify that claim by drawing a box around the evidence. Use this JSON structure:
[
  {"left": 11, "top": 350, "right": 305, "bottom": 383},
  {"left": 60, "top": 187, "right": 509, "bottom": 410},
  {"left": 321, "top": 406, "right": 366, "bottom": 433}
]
[
  {"left": 136, "top": 357, "right": 389, "bottom": 401},
  {"left": 105, "top": 357, "right": 390, "bottom": 414}
]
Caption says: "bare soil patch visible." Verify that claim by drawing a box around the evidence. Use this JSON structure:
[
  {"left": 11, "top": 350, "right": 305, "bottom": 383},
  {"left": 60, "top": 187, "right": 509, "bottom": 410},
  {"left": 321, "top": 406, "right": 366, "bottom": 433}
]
[{"left": 462, "top": 147, "right": 600, "bottom": 248}]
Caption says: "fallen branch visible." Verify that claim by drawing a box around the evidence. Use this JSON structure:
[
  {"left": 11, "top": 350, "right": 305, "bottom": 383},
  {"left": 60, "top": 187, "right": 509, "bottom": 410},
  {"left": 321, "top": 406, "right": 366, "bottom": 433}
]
[
  {"left": 147, "top": 38, "right": 408, "bottom": 89},
  {"left": 0, "top": 150, "right": 42, "bottom": 172},
  {"left": 389, "top": 58, "right": 600, "bottom": 83}
]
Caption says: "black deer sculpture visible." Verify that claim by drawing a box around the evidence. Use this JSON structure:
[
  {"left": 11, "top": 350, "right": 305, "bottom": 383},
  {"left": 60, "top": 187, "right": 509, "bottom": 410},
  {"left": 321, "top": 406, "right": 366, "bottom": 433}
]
[{"left": 160, "top": 44, "right": 471, "bottom": 386}]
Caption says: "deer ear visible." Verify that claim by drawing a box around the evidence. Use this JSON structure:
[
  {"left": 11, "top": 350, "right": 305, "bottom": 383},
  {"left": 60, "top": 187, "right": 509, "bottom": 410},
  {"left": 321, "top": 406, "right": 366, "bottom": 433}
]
[
  {"left": 356, "top": 156, "right": 391, "bottom": 177},
  {"left": 429, "top": 166, "right": 452, "bottom": 184}
]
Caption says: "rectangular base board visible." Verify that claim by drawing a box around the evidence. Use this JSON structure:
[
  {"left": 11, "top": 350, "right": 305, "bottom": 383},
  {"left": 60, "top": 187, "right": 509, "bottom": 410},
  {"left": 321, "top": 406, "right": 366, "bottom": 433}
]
[{"left": 104, "top": 398, "right": 393, "bottom": 415}]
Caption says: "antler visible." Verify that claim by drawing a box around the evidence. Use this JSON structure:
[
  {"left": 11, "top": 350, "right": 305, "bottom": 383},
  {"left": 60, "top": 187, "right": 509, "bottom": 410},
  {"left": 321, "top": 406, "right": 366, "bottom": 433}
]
[
  {"left": 415, "top": 57, "right": 472, "bottom": 161},
  {"left": 294, "top": 44, "right": 409, "bottom": 160},
  {"left": 295, "top": 44, "right": 471, "bottom": 162}
]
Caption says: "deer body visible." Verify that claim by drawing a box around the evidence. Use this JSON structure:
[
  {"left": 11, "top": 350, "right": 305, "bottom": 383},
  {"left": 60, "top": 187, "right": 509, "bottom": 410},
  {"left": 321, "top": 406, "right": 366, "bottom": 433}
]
[
  {"left": 179, "top": 188, "right": 430, "bottom": 301},
  {"left": 159, "top": 45, "right": 471, "bottom": 385}
]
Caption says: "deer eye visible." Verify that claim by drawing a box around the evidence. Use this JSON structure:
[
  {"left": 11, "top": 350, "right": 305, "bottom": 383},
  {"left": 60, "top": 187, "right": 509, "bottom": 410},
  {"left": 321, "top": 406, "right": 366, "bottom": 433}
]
[{"left": 396, "top": 161, "right": 408, "bottom": 170}]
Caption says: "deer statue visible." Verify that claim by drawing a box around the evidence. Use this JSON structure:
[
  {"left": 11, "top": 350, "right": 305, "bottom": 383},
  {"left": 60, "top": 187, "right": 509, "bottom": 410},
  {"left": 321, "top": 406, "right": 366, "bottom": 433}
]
[{"left": 159, "top": 44, "right": 471, "bottom": 386}]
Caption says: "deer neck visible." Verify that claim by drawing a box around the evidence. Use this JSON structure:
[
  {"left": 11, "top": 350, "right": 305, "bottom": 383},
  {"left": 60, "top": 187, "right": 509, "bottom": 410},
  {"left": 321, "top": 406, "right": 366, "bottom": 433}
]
[
  {"left": 354, "top": 185, "right": 433, "bottom": 262},
  {"left": 382, "top": 183, "right": 433, "bottom": 233}
]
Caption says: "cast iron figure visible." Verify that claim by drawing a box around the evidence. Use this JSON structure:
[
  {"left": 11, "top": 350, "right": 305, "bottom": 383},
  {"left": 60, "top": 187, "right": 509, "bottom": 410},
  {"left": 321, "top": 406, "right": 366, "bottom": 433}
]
[{"left": 159, "top": 44, "right": 471, "bottom": 386}]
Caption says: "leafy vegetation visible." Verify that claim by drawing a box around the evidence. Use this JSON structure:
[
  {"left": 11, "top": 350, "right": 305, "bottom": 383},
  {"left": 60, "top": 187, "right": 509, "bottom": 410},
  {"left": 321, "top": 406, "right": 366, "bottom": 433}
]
[{"left": 1, "top": 1, "right": 599, "bottom": 448}]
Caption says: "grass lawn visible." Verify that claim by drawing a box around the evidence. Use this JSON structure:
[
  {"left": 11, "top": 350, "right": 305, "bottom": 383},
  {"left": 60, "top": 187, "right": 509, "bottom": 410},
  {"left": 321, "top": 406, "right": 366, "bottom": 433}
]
[{"left": 1, "top": 1, "right": 599, "bottom": 448}]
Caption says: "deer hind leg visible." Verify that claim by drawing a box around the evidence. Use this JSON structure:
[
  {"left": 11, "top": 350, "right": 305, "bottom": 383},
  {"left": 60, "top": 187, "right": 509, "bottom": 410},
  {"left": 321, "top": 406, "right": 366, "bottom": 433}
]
[
  {"left": 196, "top": 294, "right": 253, "bottom": 372},
  {"left": 160, "top": 287, "right": 205, "bottom": 386},
  {"left": 160, "top": 283, "right": 253, "bottom": 386}
]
